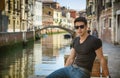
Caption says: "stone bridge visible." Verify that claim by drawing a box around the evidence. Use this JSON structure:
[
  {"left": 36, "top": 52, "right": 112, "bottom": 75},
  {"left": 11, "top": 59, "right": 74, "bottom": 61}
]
[{"left": 35, "top": 26, "right": 76, "bottom": 38}]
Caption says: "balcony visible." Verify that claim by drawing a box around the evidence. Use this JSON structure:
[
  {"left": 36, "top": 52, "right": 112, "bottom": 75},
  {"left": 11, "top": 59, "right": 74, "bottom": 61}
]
[
  {"left": 114, "top": 0, "right": 120, "bottom": 3},
  {"left": 86, "top": 6, "right": 92, "bottom": 16},
  {"left": 105, "top": 2, "right": 112, "bottom": 8}
]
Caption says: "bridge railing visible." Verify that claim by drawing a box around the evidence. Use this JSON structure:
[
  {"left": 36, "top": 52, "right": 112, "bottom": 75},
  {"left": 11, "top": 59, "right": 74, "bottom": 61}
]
[{"left": 35, "top": 25, "right": 75, "bottom": 38}]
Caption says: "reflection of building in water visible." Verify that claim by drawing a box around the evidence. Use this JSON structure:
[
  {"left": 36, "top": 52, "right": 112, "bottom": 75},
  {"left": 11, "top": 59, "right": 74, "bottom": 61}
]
[
  {"left": 42, "top": 34, "right": 65, "bottom": 57},
  {"left": 42, "top": 35, "right": 55, "bottom": 59},
  {"left": 41, "top": 34, "right": 72, "bottom": 63},
  {"left": 42, "top": 34, "right": 66, "bottom": 64},
  {"left": 0, "top": 47, "right": 34, "bottom": 78},
  {"left": 53, "top": 34, "right": 60, "bottom": 56},
  {"left": 33, "top": 42, "right": 42, "bottom": 64}
]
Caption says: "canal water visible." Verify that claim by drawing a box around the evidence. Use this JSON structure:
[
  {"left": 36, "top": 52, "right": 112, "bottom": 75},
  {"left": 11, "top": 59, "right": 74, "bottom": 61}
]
[{"left": 0, "top": 33, "right": 72, "bottom": 78}]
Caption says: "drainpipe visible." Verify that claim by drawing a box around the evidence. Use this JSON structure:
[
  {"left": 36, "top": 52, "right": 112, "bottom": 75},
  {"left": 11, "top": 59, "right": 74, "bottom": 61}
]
[{"left": 111, "top": 0, "right": 115, "bottom": 44}]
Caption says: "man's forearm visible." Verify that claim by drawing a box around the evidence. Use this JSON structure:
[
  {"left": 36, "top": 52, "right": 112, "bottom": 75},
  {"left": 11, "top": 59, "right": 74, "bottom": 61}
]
[
  {"left": 65, "top": 48, "right": 76, "bottom": 66},
  {"left": 100, "top": 57, "right": 109, "bottom": 77},
  {"left": 65, "top": 57, "right": 74, "bottom": 66}
]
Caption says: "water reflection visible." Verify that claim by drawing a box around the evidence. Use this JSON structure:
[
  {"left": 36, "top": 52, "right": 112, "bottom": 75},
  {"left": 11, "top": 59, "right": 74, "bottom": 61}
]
[
  {"left": 0, "top": 43, "right": 34, "bottom": 78},
  {"left": 34, "top": 33, "right": 72, "bottom": 76},
  {"left": 0, "top": 33, "right": 72, "bottom": 78}
]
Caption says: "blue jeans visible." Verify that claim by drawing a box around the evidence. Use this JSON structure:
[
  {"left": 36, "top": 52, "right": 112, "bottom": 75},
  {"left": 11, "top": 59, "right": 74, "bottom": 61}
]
[{"left": 46, "top": 65, "right": 90, "bottom": 78}]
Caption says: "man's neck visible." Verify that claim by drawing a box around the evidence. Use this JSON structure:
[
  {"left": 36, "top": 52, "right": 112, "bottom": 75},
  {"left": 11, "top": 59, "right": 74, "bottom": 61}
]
[{"left": 80, "top": 33, "right": 89, "bottom": 42}]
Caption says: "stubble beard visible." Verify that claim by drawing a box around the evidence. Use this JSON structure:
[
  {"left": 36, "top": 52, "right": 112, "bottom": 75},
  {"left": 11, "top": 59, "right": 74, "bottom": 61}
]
[{"left": 79, "top": 31, "right": 87, "bottom": 37}]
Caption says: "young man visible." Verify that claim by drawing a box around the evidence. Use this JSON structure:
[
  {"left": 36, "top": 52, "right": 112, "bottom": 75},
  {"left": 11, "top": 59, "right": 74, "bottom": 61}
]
[{"left": 46, "top": 17, "right": 110, "bottom": 78}]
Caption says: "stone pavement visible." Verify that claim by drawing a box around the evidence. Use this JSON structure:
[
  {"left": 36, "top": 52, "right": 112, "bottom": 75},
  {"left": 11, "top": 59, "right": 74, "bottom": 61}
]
[{"left": 102, "top": 41, "right": 120, "bottom": 78}]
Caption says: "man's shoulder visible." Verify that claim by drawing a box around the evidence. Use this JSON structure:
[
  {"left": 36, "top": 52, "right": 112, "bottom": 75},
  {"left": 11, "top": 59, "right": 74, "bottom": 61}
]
[
  {"left": 88, "top": 35, "right": 102, "bottom": 42},
  {"left": 89, "top": 35, "right": 100, "bottom": 39}
]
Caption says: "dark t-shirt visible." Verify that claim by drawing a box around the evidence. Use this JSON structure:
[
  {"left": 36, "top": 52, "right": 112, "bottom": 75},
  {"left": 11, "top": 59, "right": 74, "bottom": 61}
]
[{"left": 72, "top": 35, "right": 102, "bottom": 72}]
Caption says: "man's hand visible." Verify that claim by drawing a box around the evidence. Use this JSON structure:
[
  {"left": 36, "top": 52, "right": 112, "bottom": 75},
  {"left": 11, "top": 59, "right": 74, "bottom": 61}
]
[{"left": 107, "top": 75, "right": 111, "bottom": 78}]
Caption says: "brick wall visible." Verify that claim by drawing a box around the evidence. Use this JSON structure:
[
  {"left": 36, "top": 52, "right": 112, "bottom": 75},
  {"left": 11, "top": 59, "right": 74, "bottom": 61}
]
[
  {"left": 0, "top": 32, "right": 22, "bottom": 46},
  {"left": 102, "top": 28, "right": 111, "bottom": 43}
]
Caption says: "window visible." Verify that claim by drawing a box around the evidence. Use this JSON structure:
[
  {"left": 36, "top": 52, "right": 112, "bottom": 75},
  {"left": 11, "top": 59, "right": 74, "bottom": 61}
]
[
  {"left": 103, "top": 18, "right": 106, "bottom": 29},
  {"left": 9, "top": 19, "right": 10, "bottom": 24},
  {"left": 118, "top": 15, "right": 120, "bottom": 28},
  {"left": 8, "top": 0, "right": 11, "bottom": 13},
  {"left": 109, "top": 18, "right": 111, "bottom": 28},
  {"left": 48, "top": 11, "right": 51, "bottom": 15}
]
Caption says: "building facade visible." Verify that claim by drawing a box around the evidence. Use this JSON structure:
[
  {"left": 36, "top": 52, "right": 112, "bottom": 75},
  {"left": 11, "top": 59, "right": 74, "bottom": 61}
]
[
  {"left": 33, "top": 0, "right": 42, "bottom": 30},
  {"left": 0, "top": 0, "right": 35, "bottom": 32},
  {"left": 86, "top": 0, "right": 120, "bottom": 44},
  {"left": 112, "top": 0, "right": 120, "bottom": 44},
  {"left": 42, "top": 6, "right": 54, "bottom": 26}
]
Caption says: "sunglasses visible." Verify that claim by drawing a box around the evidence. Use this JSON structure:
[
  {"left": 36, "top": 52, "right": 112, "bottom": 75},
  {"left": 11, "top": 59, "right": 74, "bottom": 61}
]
[{"left": 74, "top": 25, "right": 85, "bottom": 29}]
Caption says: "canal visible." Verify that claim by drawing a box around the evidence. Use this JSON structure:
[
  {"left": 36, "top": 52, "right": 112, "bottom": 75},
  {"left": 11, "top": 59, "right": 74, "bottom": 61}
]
[{"left": 0, "top": 33, "right": 72, "bottom": 78}]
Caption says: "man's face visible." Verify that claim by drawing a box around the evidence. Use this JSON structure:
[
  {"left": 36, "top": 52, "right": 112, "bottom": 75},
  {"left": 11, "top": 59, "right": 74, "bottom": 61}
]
[{"left": 74, "top": 22, "right": 87, "bottom": 36}]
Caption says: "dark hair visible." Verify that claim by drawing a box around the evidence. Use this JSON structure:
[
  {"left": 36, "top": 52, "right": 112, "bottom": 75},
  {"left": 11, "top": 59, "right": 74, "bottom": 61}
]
[{"left": 74, "top": 17, "right": 87, "bottom": 25}]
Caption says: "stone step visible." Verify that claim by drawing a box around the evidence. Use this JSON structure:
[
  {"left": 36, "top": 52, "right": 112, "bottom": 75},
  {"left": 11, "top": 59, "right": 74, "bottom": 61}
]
[{"left": 28, "top": 75, "right": 106, "bottom": 78}]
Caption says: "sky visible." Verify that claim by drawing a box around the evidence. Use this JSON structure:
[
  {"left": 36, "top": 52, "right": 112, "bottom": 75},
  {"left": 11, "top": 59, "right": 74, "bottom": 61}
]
[{"left": 54, "top": 0, "right": 86, "bottom": 11}]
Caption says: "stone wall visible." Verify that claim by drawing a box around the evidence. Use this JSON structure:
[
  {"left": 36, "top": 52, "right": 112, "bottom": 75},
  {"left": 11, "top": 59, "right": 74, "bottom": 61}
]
[{"left": 0, "top": 31, "right": 34, "bottom": 47}]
